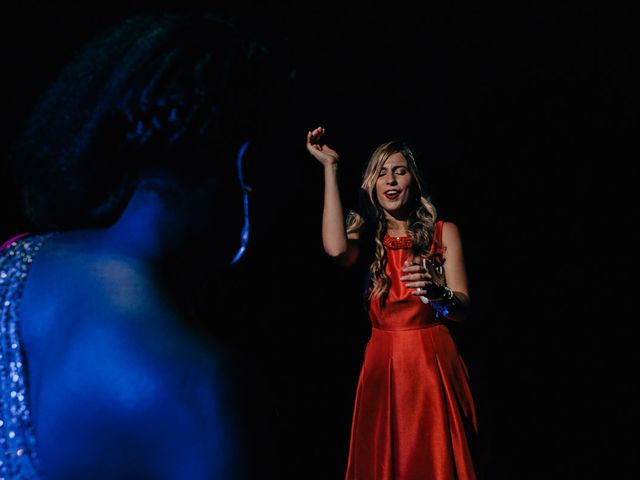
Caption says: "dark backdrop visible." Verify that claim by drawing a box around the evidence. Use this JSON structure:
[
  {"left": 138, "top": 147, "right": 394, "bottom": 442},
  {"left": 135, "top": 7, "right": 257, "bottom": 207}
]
[{"left": 1, "top": 2, "right": 635, "bottom": 479}]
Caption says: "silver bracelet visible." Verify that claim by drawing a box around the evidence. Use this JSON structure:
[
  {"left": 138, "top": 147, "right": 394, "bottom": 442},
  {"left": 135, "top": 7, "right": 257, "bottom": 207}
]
[{"left": 441, "top": 286, "right": 455, "bottom": 302}]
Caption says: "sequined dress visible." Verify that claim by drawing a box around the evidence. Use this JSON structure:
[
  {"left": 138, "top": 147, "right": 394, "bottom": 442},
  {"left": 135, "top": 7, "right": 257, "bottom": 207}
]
[
  {"left": 344, "top": 220, "right": 480, "bottom": 480},
  {"left": 0, "top": 233, "right": 55, "bottom": 479}
]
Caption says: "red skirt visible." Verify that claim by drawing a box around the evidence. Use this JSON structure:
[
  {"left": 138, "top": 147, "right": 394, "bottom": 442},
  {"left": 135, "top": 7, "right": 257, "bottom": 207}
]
[{"left": 344, "top": 324, "right": 479, "bottom": 480}]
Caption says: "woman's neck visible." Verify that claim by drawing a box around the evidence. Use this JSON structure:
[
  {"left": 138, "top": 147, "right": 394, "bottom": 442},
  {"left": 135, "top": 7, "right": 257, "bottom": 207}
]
[
  {"left": 101, "top": 186, "right": 183, "bottom": 261},
  {"left": 385, "top": 217, "right": 409, "bottom": 237}
]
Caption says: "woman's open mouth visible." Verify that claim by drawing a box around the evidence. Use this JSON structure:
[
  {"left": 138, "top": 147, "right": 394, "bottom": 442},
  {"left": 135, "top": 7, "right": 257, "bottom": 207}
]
[{"left": 384, "top": 189, "right": 401, "bottom": 200}]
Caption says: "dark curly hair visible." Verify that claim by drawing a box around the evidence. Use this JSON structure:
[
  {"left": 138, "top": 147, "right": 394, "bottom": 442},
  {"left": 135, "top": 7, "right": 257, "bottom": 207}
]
[{"left": 8, "top": 9, "right": 294, "bottom": 231}]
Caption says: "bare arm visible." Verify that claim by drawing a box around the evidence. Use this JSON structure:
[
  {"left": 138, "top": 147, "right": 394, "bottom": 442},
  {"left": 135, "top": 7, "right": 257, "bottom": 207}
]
[
  {"left": 440, "top": 221, "right": 471, "bottom": 323},
  {"left": 306, "top": 127, "right": 359, "bottom": 266}
]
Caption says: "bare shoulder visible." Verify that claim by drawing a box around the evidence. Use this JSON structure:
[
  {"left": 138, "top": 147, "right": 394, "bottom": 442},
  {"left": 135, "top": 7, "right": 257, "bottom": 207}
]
[
  {"left": 440, "top": 221, "right": 465, "bottom": 256},
  {"left": 20, "top": 241, "right": 154, "bottom": 349},
  {"left": 442, "top": 221, "right": 464, "bottom": 239}
]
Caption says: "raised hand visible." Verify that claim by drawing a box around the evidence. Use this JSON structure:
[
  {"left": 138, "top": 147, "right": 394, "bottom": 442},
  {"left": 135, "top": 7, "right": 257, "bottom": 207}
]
[{"left": 306, "top": 126, "right": 340, "bottom": 167}]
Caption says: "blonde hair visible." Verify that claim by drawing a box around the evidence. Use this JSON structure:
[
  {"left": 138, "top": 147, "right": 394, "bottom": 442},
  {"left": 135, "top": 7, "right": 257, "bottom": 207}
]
[{"left": 346, "top": 141, "right": 438, "bottom": 306}]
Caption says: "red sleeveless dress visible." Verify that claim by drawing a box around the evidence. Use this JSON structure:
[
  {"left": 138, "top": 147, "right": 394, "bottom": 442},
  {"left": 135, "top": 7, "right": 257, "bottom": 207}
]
[{"left": 345, "top": 220, "right": 479, "bottom": 480}]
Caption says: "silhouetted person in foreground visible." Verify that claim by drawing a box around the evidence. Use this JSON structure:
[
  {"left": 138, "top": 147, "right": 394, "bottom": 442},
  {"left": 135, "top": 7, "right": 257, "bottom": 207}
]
[{"left": 0, "top": 9, "right": 292, "bottom": 479}]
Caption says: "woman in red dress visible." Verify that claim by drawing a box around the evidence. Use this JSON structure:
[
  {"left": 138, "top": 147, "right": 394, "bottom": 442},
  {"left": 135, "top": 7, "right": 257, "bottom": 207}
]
[{"left": 307, "top": 127, "right": 481, "bottom": 480}]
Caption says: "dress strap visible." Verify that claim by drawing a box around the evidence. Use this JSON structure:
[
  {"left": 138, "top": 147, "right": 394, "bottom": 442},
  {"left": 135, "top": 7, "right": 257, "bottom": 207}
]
[
  {"left": 0, "top": 232, "right": 53, "bottom": 478},
  {"left": 435, "top": 220, "right": 444, "bottom": 247},
  {"left": 429, "top": 220, "right": 446, "bottom": 256},
  {"left": 0, "top": 233, "right": 31, "bottom": 254}
]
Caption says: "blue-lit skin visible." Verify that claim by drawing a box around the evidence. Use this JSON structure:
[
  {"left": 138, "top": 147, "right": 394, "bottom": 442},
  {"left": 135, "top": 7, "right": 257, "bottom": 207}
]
[{"left": 17, "top": 150, "right": 250, "bottom": 478}]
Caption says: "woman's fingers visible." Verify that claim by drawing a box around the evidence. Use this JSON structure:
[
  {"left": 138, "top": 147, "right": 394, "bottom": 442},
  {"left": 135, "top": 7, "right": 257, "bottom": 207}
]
[
  {"left": 400, "top": 260, "right": 440, "bottom": 296},
  {"left": 401, "top": 267, "right": 432, "bottom": 295},
  {"left": 402, "top": 278, "right": 432, "bottom": 293},
  {"left": 307, "top": 130, "right": 324, "bottom": 152},
  {"left": 403, "top": 276, "right": 431, "bottom": 286},
  {"left": 400, "top": 273, "right": 432, "bottom": 282},
  {"left": 400, "top": 268, "right": 431, "bottom": 280},
  {"left": 401, "top": 266, "right": 421, "bottom": 275},
  {"left": 307, "top": 136, "right": 321, "bottom": 149},
  {"left": 410, "top": 282, "right": 433, "bottom": 296},
  {"left": 309, "top": 126, "right": 324, "bottom": 140},
  {"left": 307, "top": 130, "right": 317, "bottom": 143}
]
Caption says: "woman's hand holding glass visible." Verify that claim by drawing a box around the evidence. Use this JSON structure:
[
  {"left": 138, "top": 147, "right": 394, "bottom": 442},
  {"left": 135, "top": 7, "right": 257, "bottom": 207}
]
[{"left": 400, "top": 258, "right": 447, "bottom": 300}]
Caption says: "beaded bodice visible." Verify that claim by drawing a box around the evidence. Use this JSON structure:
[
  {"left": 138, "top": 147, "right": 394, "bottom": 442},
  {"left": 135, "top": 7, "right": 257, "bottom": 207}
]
[
  {"left": 383, "top": 235, "right": 413, "bottom": 250},
  {"left": 0, "top": 233, "right": 56, "bottom": 479}
]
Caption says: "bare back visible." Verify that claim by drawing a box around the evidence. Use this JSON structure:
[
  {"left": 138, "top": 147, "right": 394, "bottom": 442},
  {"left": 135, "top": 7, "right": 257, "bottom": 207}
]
[{"left": 17, "top": 231, "right": 239, "bottom": 479}]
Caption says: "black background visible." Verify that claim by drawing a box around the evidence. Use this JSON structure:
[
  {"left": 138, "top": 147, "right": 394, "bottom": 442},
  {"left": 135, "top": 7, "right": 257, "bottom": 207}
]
[{"left": 0, "top": 1, "right": 636, "bottom": 479}]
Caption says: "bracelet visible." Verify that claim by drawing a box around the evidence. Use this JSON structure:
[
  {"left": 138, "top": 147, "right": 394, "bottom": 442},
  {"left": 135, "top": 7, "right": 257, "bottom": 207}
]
[
  {"left": 431, "top": 286, "right": 456, "bottom": 317},
  {"left": 441, "top": 286, "right": 455, "bottom": 302}
]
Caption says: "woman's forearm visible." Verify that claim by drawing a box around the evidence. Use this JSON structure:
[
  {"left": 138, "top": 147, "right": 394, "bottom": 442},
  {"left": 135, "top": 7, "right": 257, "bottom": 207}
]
[{"left": 322, "top": 164, "right": 349, "bottom": 257}]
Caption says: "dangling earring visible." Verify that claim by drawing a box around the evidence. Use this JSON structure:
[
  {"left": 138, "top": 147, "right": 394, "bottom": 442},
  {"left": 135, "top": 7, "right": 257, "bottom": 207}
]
[{"left": 231, "top": 140, "right": 251, "bottom": 265}]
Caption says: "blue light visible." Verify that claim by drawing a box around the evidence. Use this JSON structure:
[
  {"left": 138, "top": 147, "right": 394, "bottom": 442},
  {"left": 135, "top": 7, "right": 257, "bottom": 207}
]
[{"left": 231, "top": 140, "right": 251, "bottom": 264}]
